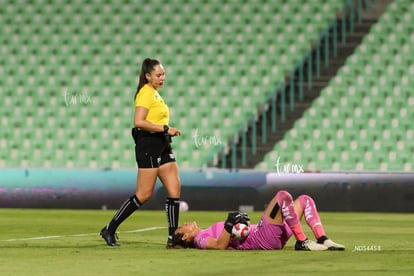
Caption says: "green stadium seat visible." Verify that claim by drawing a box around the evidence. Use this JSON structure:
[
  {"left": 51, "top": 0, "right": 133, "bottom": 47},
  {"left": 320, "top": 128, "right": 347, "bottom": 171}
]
[
  {"left": 258, "top": 0, "right": 414, "bottom": 172},
  {"left": 2, "top": 0, "right": 382, "bottom": 170}
]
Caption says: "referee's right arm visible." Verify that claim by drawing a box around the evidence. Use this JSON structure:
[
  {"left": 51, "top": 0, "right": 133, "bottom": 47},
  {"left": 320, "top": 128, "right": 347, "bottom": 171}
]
[{"left": 133, "top": 106, "right": 165, "bottom": 132}]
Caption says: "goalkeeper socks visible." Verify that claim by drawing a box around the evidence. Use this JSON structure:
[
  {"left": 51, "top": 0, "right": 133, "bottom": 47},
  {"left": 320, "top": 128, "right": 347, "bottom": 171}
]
[
  {"left": 165, "top": 197, "right": 180, "bottom": 238},
  {"left": 298, "top": 195, "right": 326, "bottom": 239},
  {"left": 107, "top": 195, "right": 141, "bottom": 233},
  {"left": 276, "top": 190, "right": 307, "bottom": 241}
]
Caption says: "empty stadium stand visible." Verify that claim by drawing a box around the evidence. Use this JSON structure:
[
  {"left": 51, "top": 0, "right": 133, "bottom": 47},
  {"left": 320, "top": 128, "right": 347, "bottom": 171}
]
[
  {"left": 256, "top": 1, "right": 413, "bottom": 172},
  {"left": 0, "top": 0, "right": 411, "bottom": 172}
]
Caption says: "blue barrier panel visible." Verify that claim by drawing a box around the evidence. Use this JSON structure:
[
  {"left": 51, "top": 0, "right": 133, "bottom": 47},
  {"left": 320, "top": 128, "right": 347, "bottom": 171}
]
[{"left": 1, "top": 169, "right": 413, "bottom": 212}]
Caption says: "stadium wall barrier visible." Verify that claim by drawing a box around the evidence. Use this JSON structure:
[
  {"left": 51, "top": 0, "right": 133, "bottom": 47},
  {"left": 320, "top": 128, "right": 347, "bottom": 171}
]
[{"left": 0, "top": 169, "right": 413, "bottom": 212}]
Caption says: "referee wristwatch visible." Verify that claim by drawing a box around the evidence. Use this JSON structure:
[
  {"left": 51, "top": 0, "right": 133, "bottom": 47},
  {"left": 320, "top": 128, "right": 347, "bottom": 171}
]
[{"left": 163, "top": 125, "right": 169, "bottom": 133}]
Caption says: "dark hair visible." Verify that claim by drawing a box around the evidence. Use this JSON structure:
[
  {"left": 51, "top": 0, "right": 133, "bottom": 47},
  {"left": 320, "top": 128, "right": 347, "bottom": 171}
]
[
  {"left": 134, "top": 58, "right": 161, "bottom": 100},
  {"left": 170, "top": 233, "right": 196, "bottom": 249}
]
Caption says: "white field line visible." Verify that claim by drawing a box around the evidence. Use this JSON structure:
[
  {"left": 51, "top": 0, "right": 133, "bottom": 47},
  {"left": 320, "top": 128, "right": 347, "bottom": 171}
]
[{"left": 3, "top": 226, "right": 166, "bottom": 242}]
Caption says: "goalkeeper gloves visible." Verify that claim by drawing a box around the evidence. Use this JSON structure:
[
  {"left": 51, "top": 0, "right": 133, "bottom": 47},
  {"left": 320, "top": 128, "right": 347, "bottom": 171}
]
[{"left": 224, "top": 211, "right": 250, "bottom": 234}]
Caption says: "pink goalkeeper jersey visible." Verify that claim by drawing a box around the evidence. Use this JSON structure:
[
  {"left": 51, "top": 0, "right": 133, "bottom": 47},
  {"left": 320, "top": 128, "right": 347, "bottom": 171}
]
[{"left": 193, "top": 215, "right": 293, "bottom": 250}]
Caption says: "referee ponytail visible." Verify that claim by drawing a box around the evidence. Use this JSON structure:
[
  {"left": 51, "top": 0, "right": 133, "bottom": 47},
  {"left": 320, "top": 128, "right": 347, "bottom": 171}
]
[{"left": 134, "top": 58, "right": 161, "bottom": 100}]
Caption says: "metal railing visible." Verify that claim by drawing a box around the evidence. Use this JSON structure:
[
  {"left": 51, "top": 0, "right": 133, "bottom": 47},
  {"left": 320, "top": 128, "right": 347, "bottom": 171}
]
[{"left": 207, "top": 0, "right": 372, "bottom": 169}]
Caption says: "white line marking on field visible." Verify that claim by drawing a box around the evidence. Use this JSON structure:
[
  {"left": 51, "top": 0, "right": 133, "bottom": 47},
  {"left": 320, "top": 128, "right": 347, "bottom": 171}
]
[
  {"left": 71, "top": 234, "right": 92, "bottom": 237},
  {"left": 126, "top": 227, "right": 163, "bottom": 233},
  {"left": 3, "top": 226, "right": 166, "bottom": 242},
  {"left": 8, "top": 235, "right": 62, "bottom": 241}
]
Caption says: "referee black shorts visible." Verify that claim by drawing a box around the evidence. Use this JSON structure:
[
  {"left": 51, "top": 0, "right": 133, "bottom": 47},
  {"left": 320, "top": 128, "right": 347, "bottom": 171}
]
[{"left": 131, "top": 128, "right": 176, "bottom": 168}]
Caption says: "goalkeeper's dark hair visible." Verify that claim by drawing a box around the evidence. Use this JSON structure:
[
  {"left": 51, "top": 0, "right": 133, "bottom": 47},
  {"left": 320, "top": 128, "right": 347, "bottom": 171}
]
[
  {"left": 134, "top": 58, "right": 161, "bottom": 100},
  {"left": 171, "top": 233, "right": 196, "bottom": 249}
]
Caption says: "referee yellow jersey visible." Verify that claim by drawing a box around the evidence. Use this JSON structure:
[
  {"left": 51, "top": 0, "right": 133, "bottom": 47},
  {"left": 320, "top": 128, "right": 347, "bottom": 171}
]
[{"left": 135, "top": 84, "right": 169, "bottom": 126}]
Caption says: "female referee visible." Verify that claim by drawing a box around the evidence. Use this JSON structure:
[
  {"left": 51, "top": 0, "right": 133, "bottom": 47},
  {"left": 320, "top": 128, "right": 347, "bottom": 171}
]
[
  {"left": 101, "top": 58, "right": 182, "bottom": 248},
  {"left": 172, "top": 190, "right": 345, "bottom": 251}
]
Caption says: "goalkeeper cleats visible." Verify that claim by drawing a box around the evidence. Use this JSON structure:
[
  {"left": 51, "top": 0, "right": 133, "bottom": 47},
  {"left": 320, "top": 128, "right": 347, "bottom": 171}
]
[
  {"left": 100, "top": 226, "right": 120, "bottom": 247},
  {"left": 295, "top": 239, "right": 328, "bottom": 251},
  {"left": 319, "top": 238, "right": 345, "bottom": 250}
]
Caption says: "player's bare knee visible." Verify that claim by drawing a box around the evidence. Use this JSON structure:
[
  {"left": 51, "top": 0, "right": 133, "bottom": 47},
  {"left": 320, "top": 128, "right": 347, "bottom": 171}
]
[{"left": 136, "top": 192, "right": 152, "bottom": 203}]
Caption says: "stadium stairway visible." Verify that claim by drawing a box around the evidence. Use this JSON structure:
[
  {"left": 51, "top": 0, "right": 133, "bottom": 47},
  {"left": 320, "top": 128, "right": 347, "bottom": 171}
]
[{"left": 218, "top": 0, "right": 392, "bottom": 169}]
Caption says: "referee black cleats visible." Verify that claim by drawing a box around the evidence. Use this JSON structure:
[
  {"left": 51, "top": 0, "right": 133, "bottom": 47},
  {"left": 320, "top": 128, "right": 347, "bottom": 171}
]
[
  {"left": 100, "top": 226, "right": 120, "bottom": 247},
  {"left": 166, "top": 236, "right": 184, "bottom": 249}
]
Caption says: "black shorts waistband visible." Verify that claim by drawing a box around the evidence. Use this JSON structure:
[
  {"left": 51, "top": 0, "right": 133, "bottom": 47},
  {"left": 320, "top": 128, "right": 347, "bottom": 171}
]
[{"left": 131, "top": 128, "right": 171, "bottom": 142}]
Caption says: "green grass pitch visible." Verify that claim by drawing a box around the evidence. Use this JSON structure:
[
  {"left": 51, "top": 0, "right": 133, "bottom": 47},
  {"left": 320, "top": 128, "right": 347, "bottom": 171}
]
[{"left": 0, "top": 209, "right": 413, "bottom": 275}]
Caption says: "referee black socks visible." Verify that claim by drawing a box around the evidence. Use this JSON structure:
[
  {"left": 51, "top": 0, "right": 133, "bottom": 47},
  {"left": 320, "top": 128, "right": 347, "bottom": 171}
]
[
  {"left": 165, "top": 197, "right": 180, "bottom": 238},
  {"left": 107, "top": 194, "right": 142, "bottom": 234},
  {"left": 105, "top": 195, "right": 179, "bottom": 242}
]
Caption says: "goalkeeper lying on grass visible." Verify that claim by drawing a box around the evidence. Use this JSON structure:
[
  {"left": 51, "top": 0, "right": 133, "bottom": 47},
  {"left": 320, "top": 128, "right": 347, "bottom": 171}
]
[{"left": 172, "top": 190, "right": 345, "bottom": 251}]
